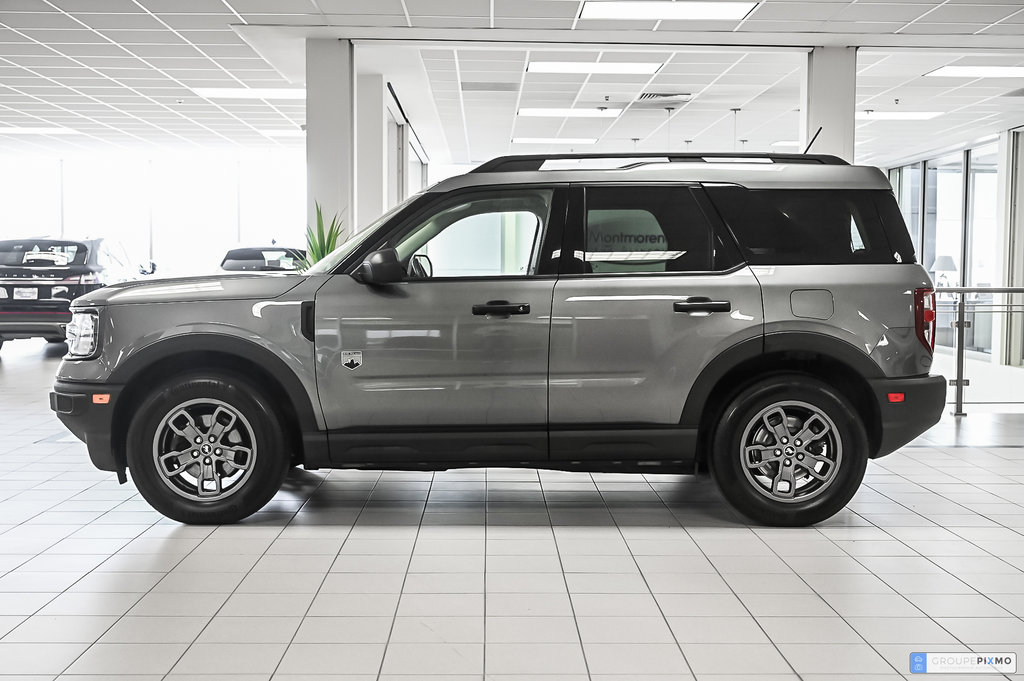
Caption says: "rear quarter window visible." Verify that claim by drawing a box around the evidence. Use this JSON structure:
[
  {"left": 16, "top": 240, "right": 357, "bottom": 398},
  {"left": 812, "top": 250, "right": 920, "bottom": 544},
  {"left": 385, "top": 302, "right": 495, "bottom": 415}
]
[{"left": 704, "top": 186, "right": 916, "bottom": 265}]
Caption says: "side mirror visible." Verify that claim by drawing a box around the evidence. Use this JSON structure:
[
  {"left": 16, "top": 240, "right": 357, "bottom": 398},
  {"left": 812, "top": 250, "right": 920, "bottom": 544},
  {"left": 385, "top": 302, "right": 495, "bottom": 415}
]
[{"left": 356, "top": 248, "right": 404, "bottom": 285}]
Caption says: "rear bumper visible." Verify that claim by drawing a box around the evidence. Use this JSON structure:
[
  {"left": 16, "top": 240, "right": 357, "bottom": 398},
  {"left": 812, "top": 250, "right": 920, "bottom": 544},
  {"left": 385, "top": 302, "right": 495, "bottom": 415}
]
[
  {"left": 870, "top": 374, "right": 946, "bottom": 458},
  {"left": 0, "top": 303, "right": 71, "bottom": 339},
  {"left": 49, "top": 381, "right": 123, "bottom": 474}
]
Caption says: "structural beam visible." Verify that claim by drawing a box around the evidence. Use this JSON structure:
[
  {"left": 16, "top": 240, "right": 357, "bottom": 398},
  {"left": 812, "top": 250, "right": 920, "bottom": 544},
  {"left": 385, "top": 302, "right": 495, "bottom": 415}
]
[
  {"left": 801, "top": 46, "right": 857, "bottom": 162},
  {"left": 305, "top": 38, "right": 355, "bottom": 237}
]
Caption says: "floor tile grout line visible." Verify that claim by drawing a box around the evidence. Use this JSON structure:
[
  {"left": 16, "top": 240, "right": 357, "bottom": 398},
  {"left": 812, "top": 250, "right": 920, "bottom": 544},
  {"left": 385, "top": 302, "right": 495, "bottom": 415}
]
[
  {"left": 539, "top": 470, "right": 593, "bottom": 681},
  {"left": 648, "top": 473, "right": 814, "bottom": 679},
  {"left": 264, "top": 468, "right": 382, "bottom": 680},
  {"left": 600, "top": 472, "right": 702, "bottom": 679},
  {"left": 817, "top": 469, "right": 1015, "bottom": 670},
  {"left": 372, "top": 469, "right": 434, "bottom": 681},
  {"left": 46, "top": 505, "right": 217, "bottom": 676},
  {"left": 857, "top": 461, "right": 1024, "bottom": 645}
]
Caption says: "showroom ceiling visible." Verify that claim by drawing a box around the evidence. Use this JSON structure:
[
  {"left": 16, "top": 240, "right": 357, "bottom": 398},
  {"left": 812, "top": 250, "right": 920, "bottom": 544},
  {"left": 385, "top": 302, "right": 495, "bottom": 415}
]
[{"left": 0, "top": 1, "right": 1023, "bottom": 167}]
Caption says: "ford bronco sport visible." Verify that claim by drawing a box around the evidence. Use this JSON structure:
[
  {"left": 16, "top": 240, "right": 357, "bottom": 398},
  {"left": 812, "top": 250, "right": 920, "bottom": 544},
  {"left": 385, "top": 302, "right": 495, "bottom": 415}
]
[{"left": 50, "top": 153, "right": 946, "bottom": 526}]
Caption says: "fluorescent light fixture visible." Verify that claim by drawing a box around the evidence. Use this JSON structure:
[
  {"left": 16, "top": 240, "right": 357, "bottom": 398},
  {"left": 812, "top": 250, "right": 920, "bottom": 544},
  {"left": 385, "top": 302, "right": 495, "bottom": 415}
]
[
  {"left": 513, "top": 137, "right": 598, "bottom": 144},
  {"left": 926, "top": 65, "right": 1024, "bottom": 78},
  {"left": 580, "top": 1, "right": 756, "bottom": 21},
  {"left": 770, "top": 140, "right": 801, "bottom": 147},
  {"left": 528, "top": 61, "right": 662, "bottom": 75},
  {"left": 518, "top": 108, "right": 621, "bottom": 118},
  {"left": 259, "top": 129, "right": 305, "bottom": 138},
  {"left": 0, "top": 127, "right": 82, "bottom": 135},
  {"left": 857, "top": 111, "right": 942, "bottom": 120},
  {"left": 191, "top": 87, "right": 306, "bottom": 100}
]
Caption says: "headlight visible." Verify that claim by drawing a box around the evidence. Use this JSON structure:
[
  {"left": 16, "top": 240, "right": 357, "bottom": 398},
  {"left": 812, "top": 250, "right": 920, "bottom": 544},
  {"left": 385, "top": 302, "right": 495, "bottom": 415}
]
[{"left": 66, "top": 310, "right": 100, "bottom": 359}]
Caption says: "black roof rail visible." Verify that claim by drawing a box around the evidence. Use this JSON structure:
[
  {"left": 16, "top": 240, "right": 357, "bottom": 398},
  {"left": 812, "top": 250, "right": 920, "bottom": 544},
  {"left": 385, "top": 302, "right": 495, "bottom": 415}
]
[{"left": 471, "top": 152, "right": 849, "bottom": 173}]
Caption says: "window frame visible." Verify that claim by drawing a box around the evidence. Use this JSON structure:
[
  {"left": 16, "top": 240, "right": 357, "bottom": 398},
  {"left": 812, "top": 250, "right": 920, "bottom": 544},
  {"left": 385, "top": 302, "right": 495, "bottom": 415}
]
[
  {"left": 341, "top": 184, "right": 569, "bottom": 282},
  {"left": 558, "top": 183, "right": 745, "bottom": 278}
]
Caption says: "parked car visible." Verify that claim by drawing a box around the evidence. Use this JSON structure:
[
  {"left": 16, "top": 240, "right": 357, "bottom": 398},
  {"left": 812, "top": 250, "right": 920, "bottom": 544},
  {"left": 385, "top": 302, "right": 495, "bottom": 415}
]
[
  {"left": 50, "top": 153, "right": 945, "bottom": 526},
  {"left": 0, "top": 237, "right": 155, "bottom": 351},
  {"left": 219, "top": 247, "right": 305, "bottom": 273}
]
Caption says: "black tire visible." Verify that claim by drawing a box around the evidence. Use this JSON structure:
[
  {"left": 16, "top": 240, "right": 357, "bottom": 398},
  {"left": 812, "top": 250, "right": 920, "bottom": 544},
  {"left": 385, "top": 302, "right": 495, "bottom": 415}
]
[
  {"left": 126, "top": 371, "right": 290, "bottom": 524},
  {"left": 710, "top": 374, "right": 868, "bottom": 527},
  {"left": 44, "top": 336, "right": 66, "bottom": 344}
]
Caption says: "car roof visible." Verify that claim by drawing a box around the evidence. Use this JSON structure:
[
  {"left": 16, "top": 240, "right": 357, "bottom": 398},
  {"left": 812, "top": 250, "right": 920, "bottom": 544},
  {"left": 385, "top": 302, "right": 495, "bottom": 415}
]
[{"left": 432, "top": 153, "right": 892, "bottom": 193}]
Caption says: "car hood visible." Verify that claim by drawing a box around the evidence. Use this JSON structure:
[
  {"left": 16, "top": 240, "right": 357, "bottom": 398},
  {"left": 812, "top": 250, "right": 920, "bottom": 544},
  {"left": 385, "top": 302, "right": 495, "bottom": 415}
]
[{"left": 71, "top": 273, "right": 305, "bottom": 307}]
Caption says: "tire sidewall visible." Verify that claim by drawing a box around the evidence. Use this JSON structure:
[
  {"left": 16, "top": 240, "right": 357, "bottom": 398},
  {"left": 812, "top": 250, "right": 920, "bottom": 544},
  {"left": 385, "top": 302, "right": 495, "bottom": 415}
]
[
  {"left": 711, "top": 374, "right": 868, "bottom": 526},
  {"left": 126, "top": 372, "right": 288, "bottom": 524}
]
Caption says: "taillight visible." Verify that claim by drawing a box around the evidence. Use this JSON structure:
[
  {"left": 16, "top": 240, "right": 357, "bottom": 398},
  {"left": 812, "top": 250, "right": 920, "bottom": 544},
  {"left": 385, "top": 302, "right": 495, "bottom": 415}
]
[
  {"left": 914, "top": 287, "right": 936, "bottom": 354},
  {"left": 59, "top": 274, "right": 99, "bottom": 285}
]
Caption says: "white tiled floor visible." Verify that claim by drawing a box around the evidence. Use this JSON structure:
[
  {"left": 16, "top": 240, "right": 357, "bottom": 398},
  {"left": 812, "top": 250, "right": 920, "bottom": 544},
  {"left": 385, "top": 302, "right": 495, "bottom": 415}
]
[{"left": 2, "top": 338, "right": 1024, "bottom": 679}]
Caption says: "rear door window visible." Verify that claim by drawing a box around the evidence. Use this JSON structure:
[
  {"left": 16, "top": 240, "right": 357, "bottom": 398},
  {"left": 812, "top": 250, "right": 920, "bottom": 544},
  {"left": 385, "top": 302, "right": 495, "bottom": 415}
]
[
  {"left": 704, "top": 186, "right": 916, "bottom": 265},
  {"left": 575, "top": 185, "right": 739, "bottom": 274}
]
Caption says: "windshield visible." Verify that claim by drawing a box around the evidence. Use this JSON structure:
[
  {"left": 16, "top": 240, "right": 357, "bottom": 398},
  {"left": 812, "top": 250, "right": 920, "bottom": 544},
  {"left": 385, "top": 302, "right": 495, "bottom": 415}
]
[
  {"left": 305, "top": 193, "right": 423, "bottom": 275},
  {"left": 0, "top": 240, "right": 88, "bottom": 267}
]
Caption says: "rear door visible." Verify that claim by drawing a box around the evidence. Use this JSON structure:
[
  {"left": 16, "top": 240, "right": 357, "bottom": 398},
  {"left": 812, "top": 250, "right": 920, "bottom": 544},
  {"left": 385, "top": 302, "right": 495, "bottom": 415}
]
[{"left": 548, "top": 183, "right": 763, "bottom": 460}]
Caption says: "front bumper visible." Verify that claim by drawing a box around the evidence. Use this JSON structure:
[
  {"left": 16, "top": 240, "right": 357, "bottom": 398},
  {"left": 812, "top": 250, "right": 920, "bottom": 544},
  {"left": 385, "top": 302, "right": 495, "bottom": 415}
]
[
  {"left": 50, "top": 381, "right": 123, "bottom": 477},
  {"left": 870, "top": 374, "right": 946, "bottom": 458}
]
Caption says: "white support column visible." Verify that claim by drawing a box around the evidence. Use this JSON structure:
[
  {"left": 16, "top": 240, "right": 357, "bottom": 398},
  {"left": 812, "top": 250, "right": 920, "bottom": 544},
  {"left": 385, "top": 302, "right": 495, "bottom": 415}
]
[
  {"left": 305, "top": 38, "right": 355, "bottom": 237},
  {"left": 801, "top": 46, "right": 857, "bottom": 162},
  {"left": 356, "top": 73, "right": 388, "bottom": 230}
]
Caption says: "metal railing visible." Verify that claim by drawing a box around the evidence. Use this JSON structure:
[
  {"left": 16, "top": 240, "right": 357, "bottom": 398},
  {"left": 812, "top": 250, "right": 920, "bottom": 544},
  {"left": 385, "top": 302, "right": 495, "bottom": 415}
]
[{"left": 938, "top": 287, "right": 1024, "bottom": 416}]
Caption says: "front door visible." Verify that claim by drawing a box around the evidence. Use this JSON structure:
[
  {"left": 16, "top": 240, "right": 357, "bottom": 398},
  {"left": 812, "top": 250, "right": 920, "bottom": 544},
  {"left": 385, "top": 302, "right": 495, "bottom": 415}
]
[
  {"left": 548, "top": 184, "right": 763, "bottom": 460},
  {"left": 314, "top": 186, "right": 566, "bottom": 463}
]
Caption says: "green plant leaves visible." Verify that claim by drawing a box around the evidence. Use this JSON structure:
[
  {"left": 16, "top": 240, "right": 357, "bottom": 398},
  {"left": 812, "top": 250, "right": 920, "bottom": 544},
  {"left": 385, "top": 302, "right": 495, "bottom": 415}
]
[{"left": 301, "top": 201, "right": 344, "bottom": 271}]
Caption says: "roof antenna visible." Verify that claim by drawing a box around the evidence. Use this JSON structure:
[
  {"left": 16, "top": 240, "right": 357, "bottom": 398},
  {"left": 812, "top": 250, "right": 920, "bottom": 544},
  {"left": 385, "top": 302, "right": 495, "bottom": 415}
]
[{"left": 803, "top": 126, "right": 823, "bottom": 154}]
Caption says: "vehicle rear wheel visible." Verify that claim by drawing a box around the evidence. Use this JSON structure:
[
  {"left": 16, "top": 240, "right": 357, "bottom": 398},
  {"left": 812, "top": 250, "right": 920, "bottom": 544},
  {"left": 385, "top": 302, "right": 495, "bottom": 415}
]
[
  {"left": 126, "top": 372, "right": 290, "bottom": 524},
  {"left": 710, "top": 374, "right": 868, "bottom": 527}
]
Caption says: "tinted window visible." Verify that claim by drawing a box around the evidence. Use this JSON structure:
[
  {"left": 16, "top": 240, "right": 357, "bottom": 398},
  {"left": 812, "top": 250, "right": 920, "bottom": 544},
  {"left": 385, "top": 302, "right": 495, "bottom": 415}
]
[
  {"left": 705, "top": 187, "right": 914, "bottom": 265},
  {"left": 581, "top": 186, "right": 730, "bottom": 274},
  {"left": 392, "top": 189, "right": 552, "bottom": 278},
  {"left": 0, "top": 240, "right": 88, "bottom": 267},
  {"left": 221, "top": 248, "right": 305, "bottom": 271}
]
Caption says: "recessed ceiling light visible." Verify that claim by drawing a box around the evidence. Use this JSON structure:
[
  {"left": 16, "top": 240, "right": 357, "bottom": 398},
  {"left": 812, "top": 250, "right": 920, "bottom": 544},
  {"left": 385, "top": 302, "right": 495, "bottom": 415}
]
[
  {"left": 518, "top": 108, "right": 622, "bottom": 118},
  {"left": 259, "top": 129, "right": 305, "bottom": 138},
  {"left": 580, "top": 1, "right": 756, "bottom": 21},
  {"left": 856, "top": 111, "right": 942, "bottom": 120},
  {"left": 528, "top": 62, "right": 662, "bottom": 75},
  {"left": 926, "top": 66, "right": 1024, "bottom": 78},
  {"left": 512, "top": 137, "right": 598, "bottom": 144},
  {"left": 191, "top": 87, "right": 306, "bottom": 100},
  {"left": 770, "top": 140, "right": 801, "bottom": 147},
  {"left": 0, "top": 127, "right": 82, "bottom": 135}
]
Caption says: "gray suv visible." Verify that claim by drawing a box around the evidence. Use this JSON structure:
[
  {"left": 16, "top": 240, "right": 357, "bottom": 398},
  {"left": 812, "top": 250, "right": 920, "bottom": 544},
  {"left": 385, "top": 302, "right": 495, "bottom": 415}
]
[{"left": 50, "top": 153, "right": 946, "bottom": 526}]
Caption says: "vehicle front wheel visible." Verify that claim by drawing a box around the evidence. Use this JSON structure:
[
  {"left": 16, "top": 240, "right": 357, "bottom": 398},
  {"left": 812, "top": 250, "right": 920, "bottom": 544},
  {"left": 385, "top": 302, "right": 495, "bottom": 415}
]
[
  {"left": 710, "top": 374, "right": 868, "bottom": 527},
  {"left": 126, "top": 372, "right": 290, "bottom": 524}
]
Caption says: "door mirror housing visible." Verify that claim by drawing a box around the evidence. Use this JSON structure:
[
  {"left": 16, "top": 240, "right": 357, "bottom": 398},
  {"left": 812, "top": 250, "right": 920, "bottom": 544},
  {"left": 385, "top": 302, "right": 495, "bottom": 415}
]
[{"left": 356, "top": 248, "right": 405, "bottom": 285}]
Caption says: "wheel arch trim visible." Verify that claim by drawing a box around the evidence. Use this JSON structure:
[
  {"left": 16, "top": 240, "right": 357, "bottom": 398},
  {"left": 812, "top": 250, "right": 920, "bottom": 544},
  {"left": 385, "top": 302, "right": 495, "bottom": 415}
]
[{"left": 681, "top": 331, "right": 885, "bottom": 428}]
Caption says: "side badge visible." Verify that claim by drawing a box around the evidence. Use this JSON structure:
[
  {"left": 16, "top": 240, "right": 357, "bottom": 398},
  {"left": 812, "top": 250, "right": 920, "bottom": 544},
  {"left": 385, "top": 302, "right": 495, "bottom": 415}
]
[{"left": 341, "top": 350, "right": 363, "bottom": 371}]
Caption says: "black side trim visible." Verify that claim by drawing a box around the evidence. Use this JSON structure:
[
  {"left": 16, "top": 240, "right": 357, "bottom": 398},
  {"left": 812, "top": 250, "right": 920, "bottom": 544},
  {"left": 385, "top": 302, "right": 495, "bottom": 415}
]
[
  {"left": 680, "top": 336, "right": 763, "bottom": 427},
  {"left": 550, "top": 427, "right": 696, "bottom": 462},
  {"left": 763, "top": 332, "right": 885, "bottom": 379},
  {"left": 329, "top": 430, "right": 547, "bottom": 464},
  {"left": 107, "top": 333, "right": 320, "bottom": 434},
  {"left": 50, "top": 381, "right": 124, "bottom": 479},
  {"left": 680, "top": 332, "right": 886, "bottom": 427},
  {"left": 870, "top": 374, "right": 945, "bottom": 458},
  {"left": 300, "top": 301, "right": 315, "bottom": 342}
]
